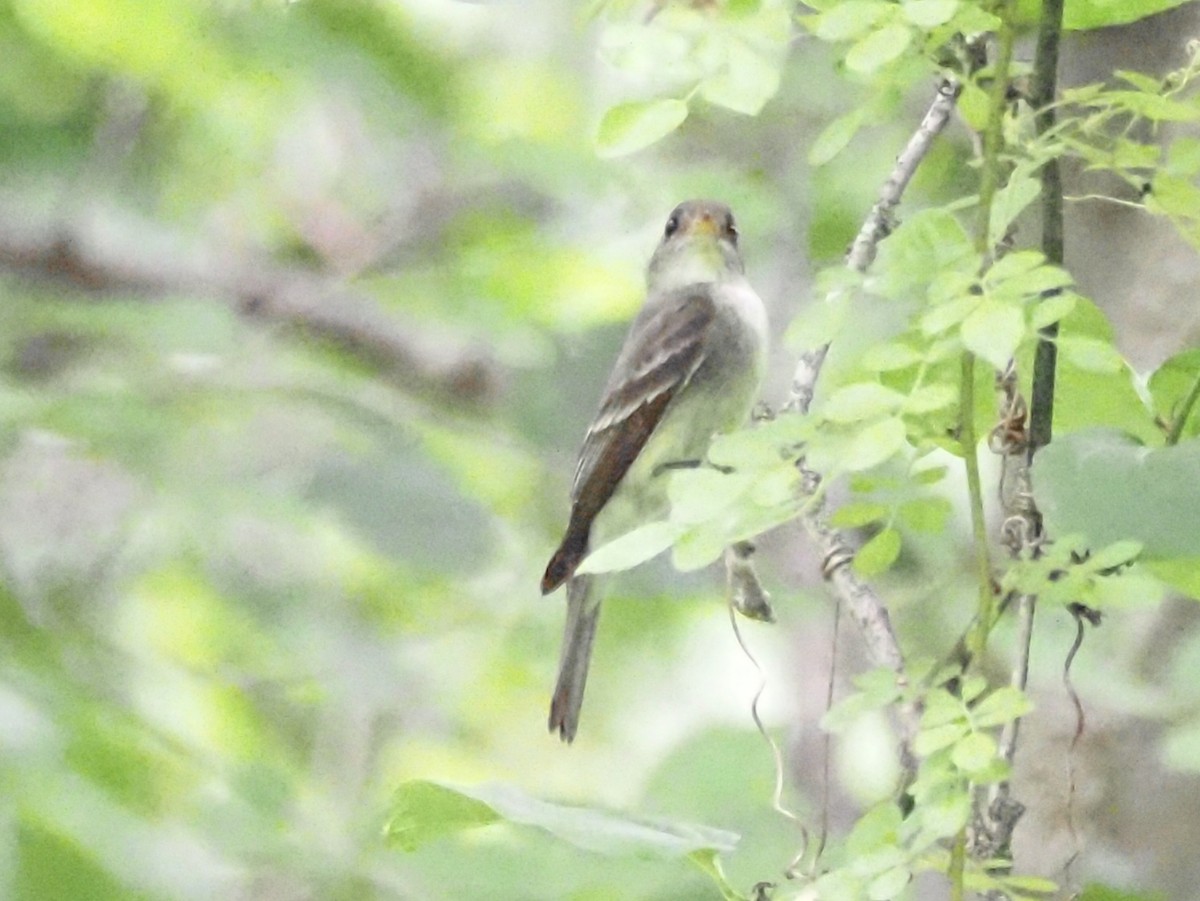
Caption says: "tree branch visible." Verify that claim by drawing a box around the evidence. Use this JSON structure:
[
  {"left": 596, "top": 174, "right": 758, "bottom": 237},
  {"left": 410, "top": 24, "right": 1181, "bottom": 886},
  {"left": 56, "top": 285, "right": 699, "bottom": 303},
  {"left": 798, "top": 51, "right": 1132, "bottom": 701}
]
[
  {"left": 784, "top": 77, "right": 963, "bottom": 782},
  {"left": 0, "top": 203, "right": 500, "bottom": 408}
]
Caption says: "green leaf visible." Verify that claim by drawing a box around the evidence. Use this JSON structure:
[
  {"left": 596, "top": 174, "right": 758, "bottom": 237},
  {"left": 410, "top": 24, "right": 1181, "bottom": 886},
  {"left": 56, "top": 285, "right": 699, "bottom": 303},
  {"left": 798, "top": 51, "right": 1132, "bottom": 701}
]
[
  {"left": 922, "top": 687, "right": 965, "bottom": 727},
  {"left": 914, "top": 464, "right": 949, "bottom": 485},
  {"left": 1076, "top": 882, "right": 1173, "bottom": 901},
  {"left": 813, "top": 870, "right": 866, "bottom": 901},
  {"left": 921, "top": 296, "right": 979, "bottom": 336},
  {"left": 823, "top": 382, "right": 905, "bottom": 423},
  {"left": 576, "top": 521, "right": 684, "bottom": 574},
  {"left": 689, "top": 849, "right": 749, "bottom": 901},
  {"left": 1145, "top": 556, "right": 1200, "bottom": 600},
  {"left": 814, "top": 0, "right": 890, "bottom": 40},
  {"left": 971, "top": 686, "right": 1034, "bottom": 728},
  {"left": 831, "top": 501, "right": 890, "bottom": 528},
  {"left": 807, "top": 416, "right": 908, "bottom": 474},
  {"left": 918, "top": 790, "right": 971, "bottom": 838},
  {"left": 1013, "top": 0, "right": 1195, "bottom": 31},
  {"left": 898, "top": 496, "right": 952, "bottom": 533},
  {"left": 903, "top": 384, "right": 957, "bottom": 414},
  {"left": 961, "top": 300, "right": 1025, "bottom": 370},
  {"left": 1058, "top": 335, "right": 1125, "bottom": 373},
  {"left": 668, "top": 469, "right": 756, "bottom": 524},
  {"left": 915, "top": 722, "right": 969, "bottom": 756},
  {"left": 845, "top": 22, "right": 913, "bottom": 74},
  {"left": 877, "top": 208, "right": 976, "bottom": 297},
  {"left": 386, "top": 780, "right": 740, "bottom": 858},
  {"left": 866, "top": 865, "right": 912, "bottom": 900},
  {"left": 1084, "top": 540, "right": 1144, "bottom": 572},
  {"left": 595, "top": 99, "right": 688, "bottom": 158},
  {"left": 998, "top": 874, "right": 1059, "bottom": 895},
  {"left": 862, "top": 341, "right": 922, "bottom": 372},
  {"left": 902, "top": 0, "right": 958, "bottom": 28},
  {"left": 1029, "top": 291, "right": 1078, "bottom": 330},
  {"left": 385, "top": 780, "right": 500, "bottom": 851},
  {"left": 809, "top": 107, "right": 866, "bottom": 166},
  {"left": 989, "top": 173, "right": 1041, "bottom": 240},
  {"left": 958, "top": 79, "right": 990, "bottom": 131},
  {"left": 846, "top": 802, "right": 903, "bottom": 856},
  {"left": 984, "top": 250, "right": 1046, "bottom": 284},
  {"left": 1033, "top": 429, "right": 1200, "bottom": 559},
  {"left": 1148, "top": 348, "right": 1200, "bottom": 439},
  {"left": 1166, "top": 137, "right": 1200, "bottom": 177},
  {"left": 854, "top": 527, "right": 902, "bottom": 576},
  {"left": 1035, "top": 297, "right": 1158, "bottom": 443},
  {"left": 951, "top": 732, "right": 997, "bottom": 775},
  {"left": 708, "top": 415, "right": 810, "bottom": 470},
  {"left": 700, "top": 32, "right": 785, "bottom": 116}
]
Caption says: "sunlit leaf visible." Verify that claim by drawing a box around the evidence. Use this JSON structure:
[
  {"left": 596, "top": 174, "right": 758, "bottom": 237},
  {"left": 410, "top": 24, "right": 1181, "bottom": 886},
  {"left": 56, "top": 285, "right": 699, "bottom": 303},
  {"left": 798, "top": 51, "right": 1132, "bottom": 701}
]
[
  {"left": 961, "top": 300, "right": 1024, "bottom": 370},
  {"left": 595, "top": 98, "right": 688, "bottom": 157},
  {"left": 576, "top": 521, "right": 684, "bottom": 574},
  {"left": 845, "top": 22, "right": 913, "bottom": 74},
  {"left": 854, "top": 526, "right": 902, "bottom": 576},
  {"left": 385, "top": 780, "right": 739, "bottom": 857}
]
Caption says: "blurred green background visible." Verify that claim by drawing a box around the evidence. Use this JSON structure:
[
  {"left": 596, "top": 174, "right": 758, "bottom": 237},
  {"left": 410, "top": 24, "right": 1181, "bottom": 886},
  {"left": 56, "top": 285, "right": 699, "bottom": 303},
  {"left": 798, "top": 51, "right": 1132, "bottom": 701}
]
[{"left": 3, "top": 1, "right": 1200, "bottom": 899}]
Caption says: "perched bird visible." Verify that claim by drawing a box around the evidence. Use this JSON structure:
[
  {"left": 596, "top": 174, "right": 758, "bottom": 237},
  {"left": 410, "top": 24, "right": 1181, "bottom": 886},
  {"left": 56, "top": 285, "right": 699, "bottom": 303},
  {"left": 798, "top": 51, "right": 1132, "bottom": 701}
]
[{"left": 541, "top": 199, "right": 769, "bottom": 742}]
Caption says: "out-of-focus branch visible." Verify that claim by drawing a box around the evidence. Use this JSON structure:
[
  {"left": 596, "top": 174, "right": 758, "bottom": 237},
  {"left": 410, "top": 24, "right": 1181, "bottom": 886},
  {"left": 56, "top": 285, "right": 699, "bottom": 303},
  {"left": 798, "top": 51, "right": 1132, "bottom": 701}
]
[
  {"left": 783, "top": 78, "right": 963, "bottom": 782},
  {"left": 0, "top": 205, "right": 499, "bottom": 408}
]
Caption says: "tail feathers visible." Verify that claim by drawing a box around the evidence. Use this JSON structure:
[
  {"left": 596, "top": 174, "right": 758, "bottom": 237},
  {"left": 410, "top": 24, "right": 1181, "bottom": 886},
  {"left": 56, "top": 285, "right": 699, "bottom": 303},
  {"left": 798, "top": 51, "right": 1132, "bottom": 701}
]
[
  {"left": 541, "top": 528, "right": 588, "bottom": 595},
  {"left": 548, "top": 575, "right": 600, "bottom": 743}
]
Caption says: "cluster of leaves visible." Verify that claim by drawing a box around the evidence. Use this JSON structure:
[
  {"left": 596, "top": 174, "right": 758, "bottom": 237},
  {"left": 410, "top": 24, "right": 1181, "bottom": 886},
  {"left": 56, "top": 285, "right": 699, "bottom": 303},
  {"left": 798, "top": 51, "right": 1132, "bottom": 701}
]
[
  {"left": 590, "top": 0, "right": 793, "bottom": 156},
  {"left": 818, "top": 666, "right": 1048, "bottom": 901}
]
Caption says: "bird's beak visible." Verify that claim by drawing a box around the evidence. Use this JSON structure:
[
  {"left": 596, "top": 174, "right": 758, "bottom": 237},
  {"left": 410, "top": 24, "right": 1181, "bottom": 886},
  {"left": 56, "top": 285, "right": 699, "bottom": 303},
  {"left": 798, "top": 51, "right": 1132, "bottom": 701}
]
[{"left": 689, "top": 213, "right": 719, "bottom": 237}]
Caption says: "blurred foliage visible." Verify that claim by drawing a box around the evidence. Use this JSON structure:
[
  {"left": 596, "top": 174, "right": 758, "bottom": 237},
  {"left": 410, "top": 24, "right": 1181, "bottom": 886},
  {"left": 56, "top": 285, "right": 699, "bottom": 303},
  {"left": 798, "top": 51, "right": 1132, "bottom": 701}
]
[{"left": 1, "top": 0, "right": 1200, "bottom": 900}]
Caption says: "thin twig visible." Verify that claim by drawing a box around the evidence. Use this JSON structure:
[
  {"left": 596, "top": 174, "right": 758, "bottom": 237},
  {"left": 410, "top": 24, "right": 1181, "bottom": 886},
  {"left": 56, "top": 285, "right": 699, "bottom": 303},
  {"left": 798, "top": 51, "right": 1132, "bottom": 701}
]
[
  {"left": 726, "top": 601, "right": 809, "bottom": 875},
  {"left": 1060, "top": 603, "right": 1098, "bottom": 887},
  {"left": 847, "top": 76, "right": 963, "bottom": 274}
]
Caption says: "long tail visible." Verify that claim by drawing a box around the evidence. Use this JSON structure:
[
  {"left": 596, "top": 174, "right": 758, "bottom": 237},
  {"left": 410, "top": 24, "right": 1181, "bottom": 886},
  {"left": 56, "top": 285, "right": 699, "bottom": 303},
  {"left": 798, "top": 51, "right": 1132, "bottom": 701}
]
[{"left": 548, "top": 574, "right": 601, "bottom": 743}]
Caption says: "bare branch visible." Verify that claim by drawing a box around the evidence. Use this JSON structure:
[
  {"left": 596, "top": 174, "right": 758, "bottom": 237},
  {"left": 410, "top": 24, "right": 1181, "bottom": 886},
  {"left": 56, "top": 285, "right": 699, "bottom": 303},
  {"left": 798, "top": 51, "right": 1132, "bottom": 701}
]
[
  {"left": 847, "top": 76, "right": 963, "bottom": 274},
  {"left": 783, "top": 78, "right": 963, "bottom": 781},
  {"left": 0, "top": 203, "right": 500, "bottom": 408}
]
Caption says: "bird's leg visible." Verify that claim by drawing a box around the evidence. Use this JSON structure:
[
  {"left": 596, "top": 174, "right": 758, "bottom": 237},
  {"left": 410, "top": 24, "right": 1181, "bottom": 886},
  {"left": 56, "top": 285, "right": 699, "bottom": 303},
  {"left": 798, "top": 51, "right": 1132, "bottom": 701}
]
[{"left": 653, "top": 459, "right": 736, "bottom": 477}]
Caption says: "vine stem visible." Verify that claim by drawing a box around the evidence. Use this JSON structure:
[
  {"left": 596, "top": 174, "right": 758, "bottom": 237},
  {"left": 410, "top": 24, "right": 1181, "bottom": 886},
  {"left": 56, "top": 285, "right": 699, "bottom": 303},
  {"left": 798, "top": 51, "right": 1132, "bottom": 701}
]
[
  {"left": 964, "top": 4, "right": 1018, "bottom": 654},
  {"left": 962, "top": 353, "right": 994, "bottom": 658}
]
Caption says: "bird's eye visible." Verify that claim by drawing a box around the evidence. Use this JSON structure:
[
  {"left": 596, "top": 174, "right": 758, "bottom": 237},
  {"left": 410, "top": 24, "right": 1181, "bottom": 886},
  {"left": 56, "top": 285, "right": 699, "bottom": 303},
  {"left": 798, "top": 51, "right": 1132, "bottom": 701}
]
[
  {"left": 664, "top": 214, "right": 680, "bottom": 238},
  {"left": 726, "top": 215, "right": 738, "bottom": 242}
]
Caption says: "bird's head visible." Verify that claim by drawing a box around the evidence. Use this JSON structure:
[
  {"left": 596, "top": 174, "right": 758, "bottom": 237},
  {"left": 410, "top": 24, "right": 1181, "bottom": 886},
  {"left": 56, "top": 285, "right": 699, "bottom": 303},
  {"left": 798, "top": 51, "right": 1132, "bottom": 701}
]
[{"left": 647, "top": 199, "right": 745, "bottom": 289}]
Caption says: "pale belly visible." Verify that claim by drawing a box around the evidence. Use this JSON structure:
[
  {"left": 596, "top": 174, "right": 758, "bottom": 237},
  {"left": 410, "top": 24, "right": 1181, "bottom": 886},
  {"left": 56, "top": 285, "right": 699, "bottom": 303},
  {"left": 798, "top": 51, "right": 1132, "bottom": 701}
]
[{"left": 590, "top": 294, "right": 766, "bottom": 546}]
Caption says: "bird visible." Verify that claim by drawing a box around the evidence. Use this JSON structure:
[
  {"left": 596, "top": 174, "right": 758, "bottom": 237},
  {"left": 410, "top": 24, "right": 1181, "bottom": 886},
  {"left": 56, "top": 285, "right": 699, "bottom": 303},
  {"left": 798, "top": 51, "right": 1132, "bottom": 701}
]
[{"left": 540, "top": 199, "right": 769, "bottom": 742}]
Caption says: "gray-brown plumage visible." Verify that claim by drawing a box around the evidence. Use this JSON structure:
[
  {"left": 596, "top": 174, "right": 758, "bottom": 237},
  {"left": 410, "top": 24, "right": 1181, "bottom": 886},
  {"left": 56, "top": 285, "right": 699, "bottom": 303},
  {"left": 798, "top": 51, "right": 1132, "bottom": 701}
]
[{"left": 541, "top": 200, "right": 768, "bottom": 742}]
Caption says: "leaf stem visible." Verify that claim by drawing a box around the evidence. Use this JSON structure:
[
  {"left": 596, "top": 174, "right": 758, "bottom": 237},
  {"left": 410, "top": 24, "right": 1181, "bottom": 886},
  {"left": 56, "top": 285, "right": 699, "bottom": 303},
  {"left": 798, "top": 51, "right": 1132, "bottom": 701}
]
[
  {"left": 975, "top": 6, "right": 1018, "bottom": 256},
  {"left": 961, "top": 353, "right": 993, "bottom": 658},
  {"left": 949, "top": 829, "right": 966, "bottom": 901},
  {"left": 1167, "top": 372, "right": 1200, "bottom": 445},
  {"left": 962, "top": 0, "right": 1017, "bottom": 656}
]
